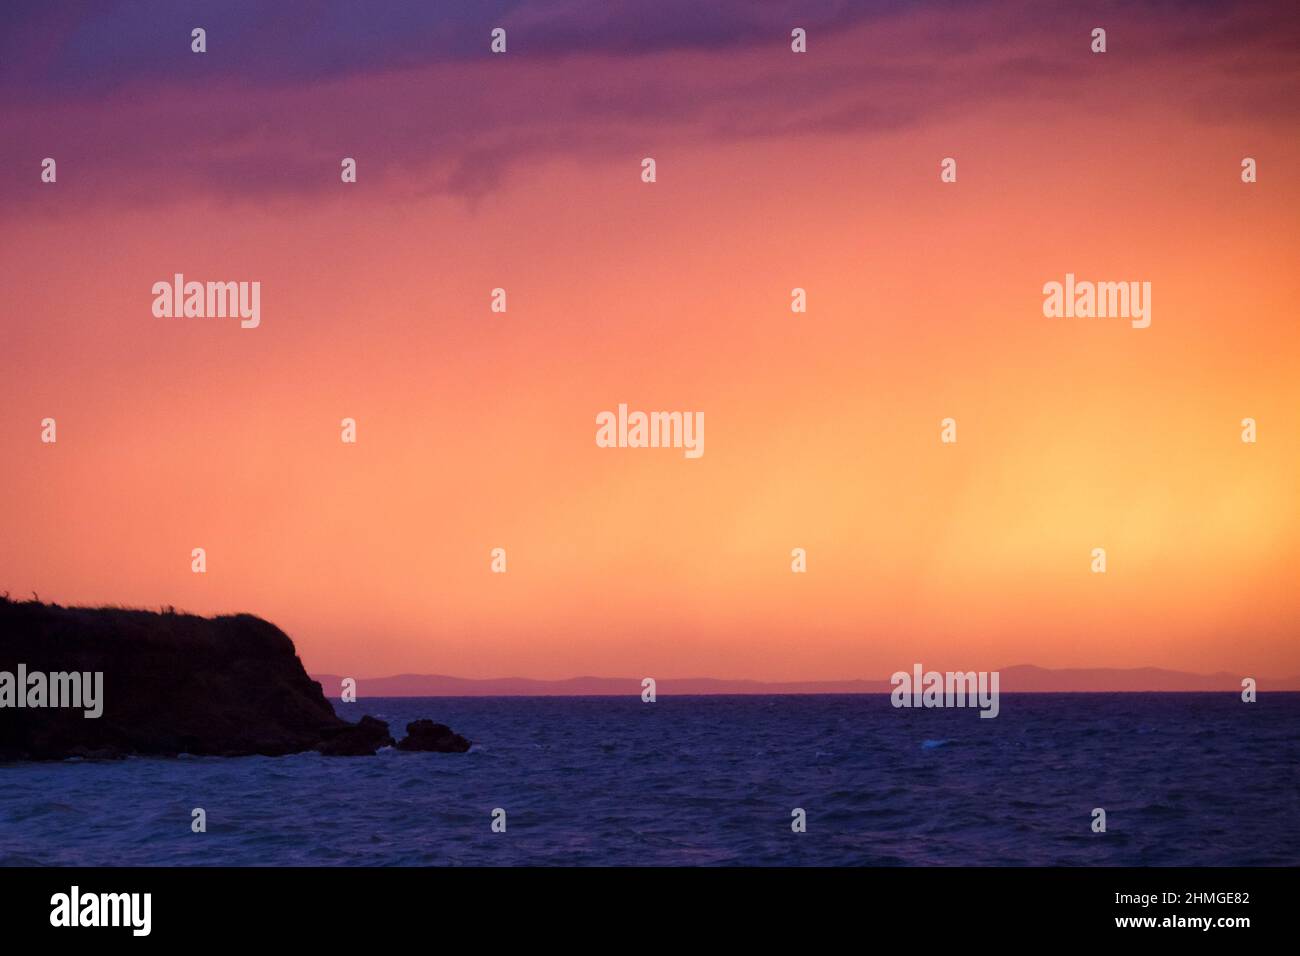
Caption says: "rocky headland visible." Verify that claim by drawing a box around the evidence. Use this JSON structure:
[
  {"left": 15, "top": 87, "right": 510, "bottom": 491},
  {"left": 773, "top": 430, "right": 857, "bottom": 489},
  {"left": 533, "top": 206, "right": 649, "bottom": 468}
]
[{"left": 0, "top": 597, "right": 469, "bottom": 760}]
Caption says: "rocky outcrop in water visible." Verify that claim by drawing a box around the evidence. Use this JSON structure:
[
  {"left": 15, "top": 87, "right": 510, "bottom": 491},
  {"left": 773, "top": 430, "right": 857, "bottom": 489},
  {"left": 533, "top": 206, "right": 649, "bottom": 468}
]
[
  {"left": 395, "top": 718, "right": 472, "bottom": 753},
  {"left": 317, "top": 714, "right": 395, "bottom": 756}
]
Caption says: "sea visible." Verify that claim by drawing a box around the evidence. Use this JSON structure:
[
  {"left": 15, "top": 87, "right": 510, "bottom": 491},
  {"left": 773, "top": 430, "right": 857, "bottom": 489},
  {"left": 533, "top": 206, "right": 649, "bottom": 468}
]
[{"left": 2, "top": 693, "right": 1297, "bottom": 866}]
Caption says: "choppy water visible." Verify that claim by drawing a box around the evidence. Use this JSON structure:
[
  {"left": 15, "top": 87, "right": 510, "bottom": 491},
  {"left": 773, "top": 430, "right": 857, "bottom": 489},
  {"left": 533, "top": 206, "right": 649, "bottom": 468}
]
[{"left": 1, "top": 694, "right": 1296, "bottom": 866}]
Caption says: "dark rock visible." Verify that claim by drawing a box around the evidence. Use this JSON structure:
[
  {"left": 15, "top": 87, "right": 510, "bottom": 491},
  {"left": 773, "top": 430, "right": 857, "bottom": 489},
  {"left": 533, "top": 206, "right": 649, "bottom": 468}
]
[
  {"left": 316, "top": 715, "right": 394, "bottom": 756},
  {"left": 64, "top": 745, "right": 125, "bottom": 761},
  {"left": 395, "top": 718, "right": 472, "bottom": 753},
  {"left": 0, "top": 598, "right": 413, "bottom": 760}
]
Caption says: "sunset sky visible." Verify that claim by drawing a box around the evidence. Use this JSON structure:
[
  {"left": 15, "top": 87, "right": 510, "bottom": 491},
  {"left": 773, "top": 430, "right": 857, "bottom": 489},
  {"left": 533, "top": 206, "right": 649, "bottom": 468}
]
[{"left": 2, "top": 1, "right": 1298, "bottom": 682}]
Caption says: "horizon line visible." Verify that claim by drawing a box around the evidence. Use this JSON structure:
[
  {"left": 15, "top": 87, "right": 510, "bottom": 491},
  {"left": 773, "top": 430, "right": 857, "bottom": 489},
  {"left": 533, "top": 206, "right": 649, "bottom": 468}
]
[{"left": 310, "top": 665, "right": 1300, "bottom": 695}]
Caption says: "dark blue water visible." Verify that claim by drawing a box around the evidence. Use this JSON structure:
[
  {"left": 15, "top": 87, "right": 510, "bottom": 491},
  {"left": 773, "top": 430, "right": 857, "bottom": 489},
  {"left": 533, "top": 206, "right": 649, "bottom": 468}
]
[{"left": 2, "top": 694, "right": 1296, "bottom": 865}]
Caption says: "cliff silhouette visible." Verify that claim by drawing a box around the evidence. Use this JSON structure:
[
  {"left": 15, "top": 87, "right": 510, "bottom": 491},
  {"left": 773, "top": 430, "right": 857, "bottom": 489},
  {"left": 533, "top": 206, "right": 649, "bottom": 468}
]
[{"left": 0, "top": 598, "right": 467, "bottom": 760}]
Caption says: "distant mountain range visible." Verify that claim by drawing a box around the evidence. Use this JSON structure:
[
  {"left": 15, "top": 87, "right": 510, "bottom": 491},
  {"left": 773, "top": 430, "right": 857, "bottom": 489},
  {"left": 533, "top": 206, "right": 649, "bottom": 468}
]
[{"left": 311, "top": 665, "right": 1300, "bottom": 696}]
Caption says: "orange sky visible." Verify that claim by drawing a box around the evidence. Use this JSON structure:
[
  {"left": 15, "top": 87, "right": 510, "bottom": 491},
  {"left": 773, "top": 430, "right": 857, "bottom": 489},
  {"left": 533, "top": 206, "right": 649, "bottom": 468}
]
[{"left": 2, "top": 3, "right": 1298, "bottom": 680}]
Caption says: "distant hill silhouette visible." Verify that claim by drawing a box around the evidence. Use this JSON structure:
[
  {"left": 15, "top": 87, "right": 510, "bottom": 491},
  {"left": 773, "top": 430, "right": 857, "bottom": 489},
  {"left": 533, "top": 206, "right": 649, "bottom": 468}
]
[{"left": 310, "top": 665, "right": 1300, "bottom": 697}]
